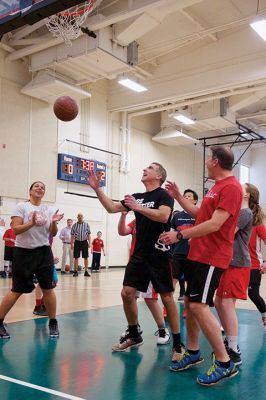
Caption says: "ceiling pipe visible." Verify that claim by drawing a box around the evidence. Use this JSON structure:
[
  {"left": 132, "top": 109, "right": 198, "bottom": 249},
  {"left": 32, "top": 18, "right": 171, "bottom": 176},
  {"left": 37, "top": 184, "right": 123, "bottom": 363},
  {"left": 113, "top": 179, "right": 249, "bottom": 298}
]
[{"left": 115, "top": 81, "right": 266, "bottom": 117}]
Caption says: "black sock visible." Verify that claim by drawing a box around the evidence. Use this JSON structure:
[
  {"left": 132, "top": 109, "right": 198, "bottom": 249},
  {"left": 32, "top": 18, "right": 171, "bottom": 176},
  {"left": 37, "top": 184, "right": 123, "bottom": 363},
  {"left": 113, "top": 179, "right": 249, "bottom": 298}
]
[
  {"left": 187, "top": 349, "right": 200, "bottom": 355},
  {"left": 128, "top": 325, "right": 139, "bottom": 338},
  {"left": 49, "top": 319, "right": 57, "bottom": 325},
  {"left": 216, "top": 360, "right": 230, "bottom": 368},
  {"left": 172, "top": 333, "right": 181, "bottom": 350},
  {"left": 0, "top": 319, "right": 4, "bottom": 324}
]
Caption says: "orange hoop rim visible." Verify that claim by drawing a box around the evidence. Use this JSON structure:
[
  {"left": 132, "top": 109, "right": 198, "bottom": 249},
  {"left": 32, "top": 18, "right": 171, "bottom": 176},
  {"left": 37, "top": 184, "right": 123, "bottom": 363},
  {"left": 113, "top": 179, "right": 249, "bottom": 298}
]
[{"left": 57, "top": 1, "right": 95, "bottom": 17}]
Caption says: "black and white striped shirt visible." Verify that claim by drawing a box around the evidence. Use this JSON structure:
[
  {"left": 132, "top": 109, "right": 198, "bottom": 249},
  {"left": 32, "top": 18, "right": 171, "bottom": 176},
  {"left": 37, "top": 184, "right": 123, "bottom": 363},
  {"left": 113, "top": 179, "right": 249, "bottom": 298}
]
[{"left": 71, "top": 222, "right": 91, "bottom": 241}]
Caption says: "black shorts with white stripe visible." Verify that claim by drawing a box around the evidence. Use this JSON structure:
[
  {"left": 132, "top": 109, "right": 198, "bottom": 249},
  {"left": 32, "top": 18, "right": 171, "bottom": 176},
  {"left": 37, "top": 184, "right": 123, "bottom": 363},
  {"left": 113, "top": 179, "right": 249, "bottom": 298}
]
[{"left": 185, "top": 261, "right": 224, "bottom": 306}]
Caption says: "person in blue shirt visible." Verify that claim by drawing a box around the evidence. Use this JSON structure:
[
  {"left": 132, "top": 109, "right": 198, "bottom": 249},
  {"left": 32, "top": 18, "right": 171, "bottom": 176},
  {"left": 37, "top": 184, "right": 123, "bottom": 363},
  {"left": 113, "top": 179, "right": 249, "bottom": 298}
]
[{"left": 171, "top": 189, "right": 198, "bottom": 300}]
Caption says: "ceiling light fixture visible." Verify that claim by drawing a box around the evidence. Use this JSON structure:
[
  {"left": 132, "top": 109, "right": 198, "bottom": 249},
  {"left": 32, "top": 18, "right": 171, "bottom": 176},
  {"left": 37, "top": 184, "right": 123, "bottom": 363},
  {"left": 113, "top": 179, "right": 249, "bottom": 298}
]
[
  {"left": 118, "top": 78, "right": 147, "bottom": 93},
  {"left": 173, "top": 114, "right": 195, "bottom": 125},
  {"left": 250, "top": 19, "right": 266, "bottom": 41}
]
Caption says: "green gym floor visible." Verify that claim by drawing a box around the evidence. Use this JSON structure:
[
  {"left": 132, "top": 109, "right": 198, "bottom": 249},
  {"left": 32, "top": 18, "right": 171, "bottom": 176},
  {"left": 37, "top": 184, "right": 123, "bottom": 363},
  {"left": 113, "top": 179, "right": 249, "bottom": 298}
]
[{"left": 0, "top": 302, "right": 265, "bottom": 400}]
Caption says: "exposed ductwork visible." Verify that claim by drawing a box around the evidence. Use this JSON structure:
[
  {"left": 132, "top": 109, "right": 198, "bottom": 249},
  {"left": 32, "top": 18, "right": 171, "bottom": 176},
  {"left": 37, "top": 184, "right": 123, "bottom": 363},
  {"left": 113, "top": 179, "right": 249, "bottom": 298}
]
[{"left": 21, "top": 71, "right": 91, "bottom": 103}]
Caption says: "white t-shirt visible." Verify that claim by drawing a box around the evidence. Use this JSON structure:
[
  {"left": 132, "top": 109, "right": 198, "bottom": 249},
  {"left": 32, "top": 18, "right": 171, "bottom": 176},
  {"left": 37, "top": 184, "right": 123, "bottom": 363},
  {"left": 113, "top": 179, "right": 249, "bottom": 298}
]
[{"left": 13, "top": 202, "right": 54, "bottom": 249}]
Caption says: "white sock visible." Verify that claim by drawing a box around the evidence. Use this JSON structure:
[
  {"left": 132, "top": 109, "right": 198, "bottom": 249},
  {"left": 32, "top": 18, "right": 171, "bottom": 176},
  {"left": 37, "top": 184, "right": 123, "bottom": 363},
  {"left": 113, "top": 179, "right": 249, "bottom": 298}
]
[{"left": 226, "top": 335, "right": 238, "bottom": 352}]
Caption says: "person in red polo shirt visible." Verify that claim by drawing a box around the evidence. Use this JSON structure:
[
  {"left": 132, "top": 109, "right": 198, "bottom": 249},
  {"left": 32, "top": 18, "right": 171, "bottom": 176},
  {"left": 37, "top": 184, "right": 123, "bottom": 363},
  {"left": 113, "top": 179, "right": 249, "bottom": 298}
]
[
  {"left": 160, "top": 145, "right": 242, "bottom": 386},
  {"left": 91, "top": 231, "right": 105, "bottom": 272},
  {"left": 2, "top": 221, "right": 16, "bottom": 278}
]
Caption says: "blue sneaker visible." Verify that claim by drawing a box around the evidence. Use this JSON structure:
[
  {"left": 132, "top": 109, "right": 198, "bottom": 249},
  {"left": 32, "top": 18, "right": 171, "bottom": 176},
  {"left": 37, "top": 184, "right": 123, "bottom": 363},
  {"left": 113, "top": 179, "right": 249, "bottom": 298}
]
[
  {"left": 169, "top": 350, "right": 204, "bottom": 371},
  {"left": 197, "top": 359, "right": 238, "bottom": 386}
]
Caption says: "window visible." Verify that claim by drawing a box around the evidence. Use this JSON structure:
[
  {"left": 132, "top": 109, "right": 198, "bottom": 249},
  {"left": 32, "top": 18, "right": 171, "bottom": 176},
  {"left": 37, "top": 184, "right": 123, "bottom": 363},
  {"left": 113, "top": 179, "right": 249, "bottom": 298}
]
[{"left": 239, "top": 164, "right": 250, "bottom": 184}]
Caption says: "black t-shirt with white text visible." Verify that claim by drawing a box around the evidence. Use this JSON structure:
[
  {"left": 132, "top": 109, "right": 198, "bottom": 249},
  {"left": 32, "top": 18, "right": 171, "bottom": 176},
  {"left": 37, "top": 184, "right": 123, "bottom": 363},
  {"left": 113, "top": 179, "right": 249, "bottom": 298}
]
[{"left": 121, "top": 187, "right": 174, "bottom": 256}]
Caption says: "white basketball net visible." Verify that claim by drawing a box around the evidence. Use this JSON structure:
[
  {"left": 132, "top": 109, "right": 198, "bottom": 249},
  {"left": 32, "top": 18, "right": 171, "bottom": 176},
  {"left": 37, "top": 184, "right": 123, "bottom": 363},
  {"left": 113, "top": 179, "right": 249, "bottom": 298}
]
[{"left": 46, "top": 1, "right": 95, "bottom": 46}]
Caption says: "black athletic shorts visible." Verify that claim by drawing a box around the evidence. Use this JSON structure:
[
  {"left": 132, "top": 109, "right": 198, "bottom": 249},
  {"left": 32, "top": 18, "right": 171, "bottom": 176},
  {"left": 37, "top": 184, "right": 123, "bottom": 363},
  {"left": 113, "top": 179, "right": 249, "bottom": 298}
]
[
  {"left": 172, "top": 254, "right": 191, "bottom": 280},
  {"left": 12, "top": 246, "right": 54, "bottom": 294},
  {"left": 185, "top": 261, "right": 224, "bottom": 306},
  {"left": 123, "top": 252, "right": 174, "bottom": 294},
  {"left": 248, "top": 269, "right": 262, "bottom": 290},
  {"left": 74, "top": 240, "right": 89, "bottom": 259},
  {"left": 4, "top": 246, "right": 14, "bottom": 262}
]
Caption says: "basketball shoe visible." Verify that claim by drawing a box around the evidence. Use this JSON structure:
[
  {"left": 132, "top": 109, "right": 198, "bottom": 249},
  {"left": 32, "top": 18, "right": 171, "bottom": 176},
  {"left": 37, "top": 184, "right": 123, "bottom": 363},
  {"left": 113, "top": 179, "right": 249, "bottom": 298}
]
[
  {"left": 169, "top": 350, "right": 204, "bottom": 371},
  {"left": 0, "top": 322, "right": 10, "bottom": 339},
  {"left": 197, "top": 359, "right": 238, "bottom": 386},
  {"left": 49, "top": 320, "right": 59, "bottom": 338},
  {"left": 262, "top": 316, "right": 266, "bottom": 332},
  {"left": 112, "top": 335, "right": 143, "bottom": 352},
  {"left": 155, "top": 327, "right": 170, "bottom": 345},
  {"left": 120, "top": 324, "right": 143, "bottom": 342}
]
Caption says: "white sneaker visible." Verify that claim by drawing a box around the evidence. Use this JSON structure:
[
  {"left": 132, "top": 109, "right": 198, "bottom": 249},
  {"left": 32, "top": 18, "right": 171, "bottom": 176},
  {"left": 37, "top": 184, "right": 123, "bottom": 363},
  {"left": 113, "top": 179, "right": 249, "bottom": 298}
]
[{"left": 156, "top": 327, "right": 170, "bottom": 345}]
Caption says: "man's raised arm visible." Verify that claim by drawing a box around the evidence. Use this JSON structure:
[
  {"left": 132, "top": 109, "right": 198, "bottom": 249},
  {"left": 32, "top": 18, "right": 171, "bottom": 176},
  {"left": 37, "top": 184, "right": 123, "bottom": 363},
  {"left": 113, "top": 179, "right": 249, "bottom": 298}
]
[
  {"left": 165, "top": 181, "right": 199, "bottom": 218},
  {"left": 88, "top": 170, "right": 126, "bottom": 213}
]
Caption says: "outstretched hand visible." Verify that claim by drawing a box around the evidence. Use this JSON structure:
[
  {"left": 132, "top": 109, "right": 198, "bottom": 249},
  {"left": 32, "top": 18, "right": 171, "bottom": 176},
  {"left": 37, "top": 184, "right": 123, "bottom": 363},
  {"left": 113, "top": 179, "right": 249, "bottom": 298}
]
[
  {"left": 124, "top": 195, "right": 140, "bottom": 211},
  {"left": 52, "top": 209, "right": 64, "bottom": 222},
  {"left": 88, "top": 170, "right": 100, "bottom": 191},
  {"left": 165, "top": 181, "right": 181, "bottom": 200},
  {"left": 159, "top": 231, "right": 178, "bottom": 245},
  {"left": 260, "top": 261, "right": 266, "bottom": 274}
]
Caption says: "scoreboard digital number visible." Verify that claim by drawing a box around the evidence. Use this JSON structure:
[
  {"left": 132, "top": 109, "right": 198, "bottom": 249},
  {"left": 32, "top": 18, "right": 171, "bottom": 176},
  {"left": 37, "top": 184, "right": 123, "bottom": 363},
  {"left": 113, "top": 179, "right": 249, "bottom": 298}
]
[{"left": 57, "top": 153, "right": 106, "bottom": 187}]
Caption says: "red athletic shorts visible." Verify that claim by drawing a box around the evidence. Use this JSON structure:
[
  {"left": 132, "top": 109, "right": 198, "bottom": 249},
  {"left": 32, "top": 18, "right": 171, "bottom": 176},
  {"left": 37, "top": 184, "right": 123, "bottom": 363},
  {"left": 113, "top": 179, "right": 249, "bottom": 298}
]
[{"left": 216, "top": 265, "right": 250, "bottom": 300}]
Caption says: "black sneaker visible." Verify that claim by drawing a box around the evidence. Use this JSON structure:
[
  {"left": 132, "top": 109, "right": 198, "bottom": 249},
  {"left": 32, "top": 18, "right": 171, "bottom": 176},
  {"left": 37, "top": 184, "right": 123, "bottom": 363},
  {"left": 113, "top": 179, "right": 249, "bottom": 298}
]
[
  {"left": 112, "top": 335, "right": 144, "bottom": 352},
  {"left": 224, "top": 338, "right": 241, "bottom": 354},
  {"left": 120, "top": 324, "right": 143, "bottom": 343},
  {"left": 0, "top": 323, "right": 10, "bottom": 339},
  {"left": 33, "top": 305, "right": 48, "bottom": 316},
  {"left": 84, "top": 271, "right": 91, "bottom": 277},
  {"left": 227, "top": 347, "right": 242, "bottom": 366},
  {"left": 73, "top": 271, "right": 78, "bottom": 277},
  {"left": 49, "top": 321, "right": 59, "bottom": 338},
  {"left": 61, "top": 271, "right": 66, "bottom": 274}
]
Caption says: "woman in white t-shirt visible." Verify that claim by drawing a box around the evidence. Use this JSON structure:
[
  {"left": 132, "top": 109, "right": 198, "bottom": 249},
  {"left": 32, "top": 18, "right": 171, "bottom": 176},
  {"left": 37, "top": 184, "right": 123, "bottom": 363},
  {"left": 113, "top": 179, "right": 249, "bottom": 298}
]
[{"left": 0, "top": 181, "right": 63, "bottom": 339}]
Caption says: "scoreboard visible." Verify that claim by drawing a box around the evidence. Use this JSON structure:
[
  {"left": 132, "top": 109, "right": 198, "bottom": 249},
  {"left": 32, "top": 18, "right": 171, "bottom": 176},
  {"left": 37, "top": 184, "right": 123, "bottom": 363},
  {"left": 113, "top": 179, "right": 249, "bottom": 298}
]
[{"left": 57, "top": 153, "right": 106, "bottom": 187}]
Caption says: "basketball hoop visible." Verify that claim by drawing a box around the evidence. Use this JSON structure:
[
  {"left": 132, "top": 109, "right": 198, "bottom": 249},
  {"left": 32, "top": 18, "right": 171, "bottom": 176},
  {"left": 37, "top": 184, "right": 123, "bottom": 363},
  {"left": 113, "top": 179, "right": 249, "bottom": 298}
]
[{"left": 46, "top": 1, "right": 96, "bottom": 46}]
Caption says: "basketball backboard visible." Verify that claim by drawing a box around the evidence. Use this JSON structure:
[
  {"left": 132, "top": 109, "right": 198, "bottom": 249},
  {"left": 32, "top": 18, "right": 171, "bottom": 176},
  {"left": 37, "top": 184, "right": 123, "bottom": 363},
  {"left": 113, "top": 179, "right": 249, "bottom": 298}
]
[{"left": 0, "top": 0, "right": 86, "bottom": 36}]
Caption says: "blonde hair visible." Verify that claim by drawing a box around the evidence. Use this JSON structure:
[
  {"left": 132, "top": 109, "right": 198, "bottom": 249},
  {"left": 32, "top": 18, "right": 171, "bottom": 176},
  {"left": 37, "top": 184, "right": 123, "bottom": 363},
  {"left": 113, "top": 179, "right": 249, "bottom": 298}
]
[{"left": 245, "top": 183, "right": 265, "bottom": 226}]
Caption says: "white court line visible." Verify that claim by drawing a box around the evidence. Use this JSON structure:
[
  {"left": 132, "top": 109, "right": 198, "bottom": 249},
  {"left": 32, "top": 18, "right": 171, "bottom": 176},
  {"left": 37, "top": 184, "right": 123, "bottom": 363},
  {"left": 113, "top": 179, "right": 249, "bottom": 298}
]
[{"left": 0, "top": 375, "right": 86, "bottom": 400}]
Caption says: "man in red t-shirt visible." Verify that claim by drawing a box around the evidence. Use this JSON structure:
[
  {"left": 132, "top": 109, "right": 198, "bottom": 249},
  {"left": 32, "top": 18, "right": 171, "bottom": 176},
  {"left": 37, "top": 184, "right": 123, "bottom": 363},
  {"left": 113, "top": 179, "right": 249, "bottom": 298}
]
[
  {"left": 2, "top": 222, "right": 16, "bottom": 278},
  {"left": 160, "top": 145, "right": 242, "bottom": 386},
  {"left": 91, "top": 231, "right": 105, "bottom": 272}
]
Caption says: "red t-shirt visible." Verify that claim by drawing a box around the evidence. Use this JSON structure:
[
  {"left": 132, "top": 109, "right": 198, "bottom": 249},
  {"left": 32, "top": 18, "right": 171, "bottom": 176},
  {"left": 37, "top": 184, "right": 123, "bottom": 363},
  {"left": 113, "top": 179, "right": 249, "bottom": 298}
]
[
  {"left": 92, "top": 238, "right": 104, "bottom": 253},
  {"left": 188, "top": 176, "right": 242, "bottom": 269},
  {"left": 248, "top": 225, "right": 266, "bottom": 269},
  {"left": 128, "top": 220, "right": 136, "bottom": 257},
  {"left": 3, "top": 228, "right": 16, "bottom": 247}
]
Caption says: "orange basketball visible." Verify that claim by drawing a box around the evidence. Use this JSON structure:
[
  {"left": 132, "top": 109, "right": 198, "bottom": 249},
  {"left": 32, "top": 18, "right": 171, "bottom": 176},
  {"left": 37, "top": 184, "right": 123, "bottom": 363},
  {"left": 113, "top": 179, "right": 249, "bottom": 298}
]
[
  {"left": 53, "top": 96, "right": 79, "bottom": 122},
  {"left": 65, "top": 265, "right": 71, "bottom": 272}
]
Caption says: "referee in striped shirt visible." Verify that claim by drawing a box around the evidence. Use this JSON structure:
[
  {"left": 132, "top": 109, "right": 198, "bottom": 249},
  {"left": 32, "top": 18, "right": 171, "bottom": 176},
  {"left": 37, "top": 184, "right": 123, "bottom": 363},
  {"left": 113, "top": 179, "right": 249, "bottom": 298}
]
[{"left": 71, "top": 213, "right": 91, "bottom": 277}]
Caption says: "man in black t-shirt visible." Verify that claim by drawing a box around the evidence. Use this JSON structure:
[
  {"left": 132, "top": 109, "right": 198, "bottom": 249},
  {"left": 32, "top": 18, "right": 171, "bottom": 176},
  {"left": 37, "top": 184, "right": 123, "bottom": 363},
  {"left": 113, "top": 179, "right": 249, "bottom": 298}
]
[{"left": 88, "top": 163, "right": 183, "bottom": 359}]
